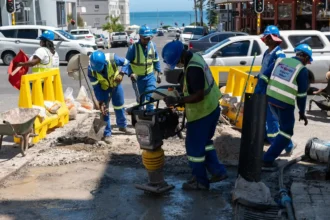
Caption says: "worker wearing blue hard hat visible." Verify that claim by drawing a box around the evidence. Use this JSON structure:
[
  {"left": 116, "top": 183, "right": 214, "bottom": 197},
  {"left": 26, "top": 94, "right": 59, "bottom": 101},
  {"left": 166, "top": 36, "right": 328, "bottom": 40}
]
[
  {"left": 162, "top": 40, "right": 227, "bottom": 190},
  {"left": 125, "top": 25, "right": 162, "bottom": 110},
  {"left": 88, "top": 50, "right": 130, "bottom": 144},
  {"left": 255, "top": 25, "right": 296, "bottom": 156},
  {"left": 16, "top": 30, "right": 59, "bottom": 73},
  {"left": 258, "top": 43, "right": 311, "bottom": 170}
]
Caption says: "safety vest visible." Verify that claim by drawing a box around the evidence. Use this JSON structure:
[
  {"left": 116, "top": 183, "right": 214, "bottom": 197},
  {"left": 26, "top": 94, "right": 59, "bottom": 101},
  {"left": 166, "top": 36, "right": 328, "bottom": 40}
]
[
  {"left": 266, "top": 58, "right": 305, "bottom": 106},
  {"left": 91, "top": 53, "right": 119, "bottom": 90},
  {"left": 130, "top": 42, "right": 159, "bottom": 75},
  {"left": 32, "top": 48, "right": 54, "bottom": 73},
  {"left": 183, "top": 53, "right": 222, "bottom": 122}
]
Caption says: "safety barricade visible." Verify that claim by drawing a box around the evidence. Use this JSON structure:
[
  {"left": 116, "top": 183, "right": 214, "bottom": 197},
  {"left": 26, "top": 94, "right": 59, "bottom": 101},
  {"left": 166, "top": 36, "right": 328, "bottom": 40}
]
[
  {"left": 219, "top": 68, "right": 258, "bottom": 129},
  {"left": 15, "top": 69, "right": 69, "bottom": 144}
]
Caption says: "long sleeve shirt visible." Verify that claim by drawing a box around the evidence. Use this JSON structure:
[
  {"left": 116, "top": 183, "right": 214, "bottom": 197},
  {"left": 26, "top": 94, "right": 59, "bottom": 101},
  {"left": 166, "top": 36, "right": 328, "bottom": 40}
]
[
  {"left": 125, "top": 40, "right": 161, "bottom": 77},
  {"left": 254, "top": 46, "right": 286, "bottom": 94},
  {"left": 88, "top": 53, "right": 129, "bottom": 102},
  {"left": 264, "top": 57, "right": 309, "bottom": 115}
]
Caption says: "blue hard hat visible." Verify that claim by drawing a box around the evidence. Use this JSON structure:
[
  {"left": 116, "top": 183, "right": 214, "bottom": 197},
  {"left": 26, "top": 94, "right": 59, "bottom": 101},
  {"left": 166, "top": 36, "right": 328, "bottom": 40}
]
[
  {"left": 39, "top": 30, "right": 55, "bottom": 41},
  {"left": 263, "top": 25, "right": 280, "bottom": 36},
  {"left": 139, "top": 25, "right": 153, "bottom": 37},
  {"left": 89, "top": 51, "right": 106, "bottom": 72},
  {"left": 294, "top": 43, "right": 313, "bottom": 63},
  {"left": 162, "top": 40, "right": 184, "bottom": 70}
]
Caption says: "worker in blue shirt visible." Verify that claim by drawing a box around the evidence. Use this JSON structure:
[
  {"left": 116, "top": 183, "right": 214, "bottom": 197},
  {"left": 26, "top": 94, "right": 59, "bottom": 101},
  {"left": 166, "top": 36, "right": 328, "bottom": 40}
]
[
  {"left": 125, "top": 25, "right": 162, "bottom": 111},
  {"left": 88, "top": 51, "right": 130, "bottom": 144},
  {"left": 258, "top": 44, "right": 310, "bottom": 169},
  {"left": 254, "top": 25, "right": 295, "bottom": 155}
]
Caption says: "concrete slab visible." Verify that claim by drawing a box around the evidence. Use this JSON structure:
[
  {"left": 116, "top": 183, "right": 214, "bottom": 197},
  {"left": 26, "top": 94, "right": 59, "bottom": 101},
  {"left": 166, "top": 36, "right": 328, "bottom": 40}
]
[
  {"left": 0, "top": 113, "right": 90, "bottom": 183},
  {"left": 291, "top": 181, "right": 330, "bottom": 220}
]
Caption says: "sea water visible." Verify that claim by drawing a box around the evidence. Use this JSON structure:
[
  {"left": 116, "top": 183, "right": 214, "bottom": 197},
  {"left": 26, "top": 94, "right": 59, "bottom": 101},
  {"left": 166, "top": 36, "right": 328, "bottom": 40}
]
[{"left": 130, "top": 11, "right": 208, "bottom": 29}]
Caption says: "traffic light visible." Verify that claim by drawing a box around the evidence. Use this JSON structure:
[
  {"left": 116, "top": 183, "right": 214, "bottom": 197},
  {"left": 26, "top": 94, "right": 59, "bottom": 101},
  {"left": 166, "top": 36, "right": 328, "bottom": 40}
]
[
  {"left": 6, "top": 0, "right": 16, "bottom": 13},
  {"left": 254, "top": 0, "right": 264, "bottom": 14}
]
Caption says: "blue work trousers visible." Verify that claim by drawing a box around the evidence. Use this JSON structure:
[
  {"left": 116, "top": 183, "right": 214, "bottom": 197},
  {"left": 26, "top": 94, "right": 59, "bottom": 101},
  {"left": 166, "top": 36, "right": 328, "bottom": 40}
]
[
  {"left": 265, "top": 104, "right": 279, "bottom": 144},
  {"left": 135, "top": 73, "right": 156, "bottom": 111},
  {"left": 263, "top": 105, "right": 295, "bottom": 163},
  {"left": 101, "top": 84, "right": 127, "bottom": 137},
  {"left": 185, "top": 105, "right": 227, "bottom": 188}
]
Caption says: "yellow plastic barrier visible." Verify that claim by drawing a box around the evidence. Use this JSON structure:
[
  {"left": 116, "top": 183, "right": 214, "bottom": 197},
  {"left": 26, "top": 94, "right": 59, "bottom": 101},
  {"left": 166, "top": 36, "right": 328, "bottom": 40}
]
[
  {"left": 219, "top": 68, "right": 258, "bottom": 129},
  {"left": 16, "top": 69, "right": 69, "bottom": 143}
]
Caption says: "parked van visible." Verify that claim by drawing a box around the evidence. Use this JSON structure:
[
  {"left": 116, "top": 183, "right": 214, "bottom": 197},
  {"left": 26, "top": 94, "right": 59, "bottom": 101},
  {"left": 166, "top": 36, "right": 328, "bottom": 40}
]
[{"left": 0, "top": 25, "right": 97, "bottom": 65}]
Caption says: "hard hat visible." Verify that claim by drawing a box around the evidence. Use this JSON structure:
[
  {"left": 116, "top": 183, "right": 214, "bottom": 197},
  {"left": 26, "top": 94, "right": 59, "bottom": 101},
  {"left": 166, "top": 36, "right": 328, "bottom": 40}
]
[
  {"left": 261, "top": 25, "right": 282, "bottom": 42},
  {"left": 89, "top": 51, "right": 106, "bottom": 72},
  {"left": 294, "top": 43, "right": 313, "bottom": 63},
  {"left": 162, "top": 40, "right": 184, "bottom": 70},
  {"left": 38, "top": 30, "right": 55, "bottom": 41},
  {"left": 139, "top": 25, "right": 153, "bottom": 37}
]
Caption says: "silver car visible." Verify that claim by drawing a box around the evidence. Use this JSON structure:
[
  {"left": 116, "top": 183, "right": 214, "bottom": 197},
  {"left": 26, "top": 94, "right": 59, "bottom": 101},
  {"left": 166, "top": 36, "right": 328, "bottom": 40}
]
[{"left": 94, "top": 34, "right": 109, "bottom": 49}]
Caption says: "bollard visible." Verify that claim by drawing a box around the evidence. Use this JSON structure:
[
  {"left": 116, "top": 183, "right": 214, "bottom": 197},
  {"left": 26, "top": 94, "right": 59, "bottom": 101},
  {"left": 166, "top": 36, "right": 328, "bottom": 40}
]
[{"left": 237, "top": 93, "right": 267, "bottom": 182}]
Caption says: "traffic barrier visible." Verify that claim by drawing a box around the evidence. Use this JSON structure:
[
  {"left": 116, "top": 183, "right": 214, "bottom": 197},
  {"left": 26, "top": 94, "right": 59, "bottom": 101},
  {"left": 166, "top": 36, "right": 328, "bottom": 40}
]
[
  {"left": 219, "top": 68, "right": 258, "bottom": 129},
  {"left": 16, "top": 69, "right": 69, "bottom": 143}
]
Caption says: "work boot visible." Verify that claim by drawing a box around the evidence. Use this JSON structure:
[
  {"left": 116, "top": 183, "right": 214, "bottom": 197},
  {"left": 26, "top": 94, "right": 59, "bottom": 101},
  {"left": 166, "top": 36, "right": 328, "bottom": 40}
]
[
  {"left": 118, "top": 127, "right": 133, "bottom": 134},
  {"left": 209, "top": 174, "right": 228, "bottom": 183},
  {"left": 103, "top": 136, "right": 112, "bottom": 144},
  {"left": 283, "top": 143, "right": 297, "bottom": 157},
  {"left": 262, "top": 161, "right": 278, "bottom": 172},
  {"left": 182, "top": 179, "right": 209, "bottom": 191}
]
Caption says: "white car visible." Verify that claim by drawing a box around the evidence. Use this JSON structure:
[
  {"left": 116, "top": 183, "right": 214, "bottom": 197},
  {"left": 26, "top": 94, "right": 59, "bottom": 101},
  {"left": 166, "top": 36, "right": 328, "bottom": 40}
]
[
  {"left": 0, "top": 25, "right": 97, "bottom": 65},
  {"left": 70, "top": 29, "right": 96, "bottom": 42},
  {"left": 180, "top": 26, "right": 209, "bottom": 45},
  {"left": 202, "top": 31, "right": 330, "bottom": 84}
]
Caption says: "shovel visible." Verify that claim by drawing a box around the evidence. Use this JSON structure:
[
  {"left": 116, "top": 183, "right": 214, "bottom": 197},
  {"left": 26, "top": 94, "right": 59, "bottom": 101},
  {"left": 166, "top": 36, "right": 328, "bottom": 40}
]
[{"left": 87, "top": 87, "right": 116, "bottom": 141}]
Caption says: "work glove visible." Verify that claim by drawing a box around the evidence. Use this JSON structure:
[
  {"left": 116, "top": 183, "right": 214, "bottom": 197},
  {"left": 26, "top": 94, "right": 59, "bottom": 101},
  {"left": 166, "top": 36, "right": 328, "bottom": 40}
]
[
  {"left": 130, "top": 74, "right": 137, "bottom": 83},
  {"left": 164, "top": 96, "right": 180, "bottom": 107},
  {"left": 299, "top": 113, "right": 308, "bottom": 126},
  {"left": 157, "top": 72, "right": 162, "bottom": 84},
  {"left": 114, "top": 72, "right": 124, "bottom": 84}
]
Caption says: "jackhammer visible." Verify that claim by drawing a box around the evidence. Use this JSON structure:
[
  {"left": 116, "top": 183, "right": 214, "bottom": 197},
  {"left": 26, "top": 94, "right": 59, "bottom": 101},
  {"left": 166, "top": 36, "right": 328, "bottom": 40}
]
[{"left": 127, "top": 85, "right": 185, "bottom": 194}]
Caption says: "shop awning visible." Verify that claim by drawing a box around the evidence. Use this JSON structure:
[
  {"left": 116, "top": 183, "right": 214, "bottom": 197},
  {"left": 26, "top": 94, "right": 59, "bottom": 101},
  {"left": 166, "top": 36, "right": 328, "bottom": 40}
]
[{"left": 215, "top": 0, "right": 251, "bottom": 3}]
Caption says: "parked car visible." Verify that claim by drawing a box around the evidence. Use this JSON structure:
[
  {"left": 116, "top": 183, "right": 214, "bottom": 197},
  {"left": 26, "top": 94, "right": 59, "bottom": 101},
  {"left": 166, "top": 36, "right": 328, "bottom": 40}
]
[
  {"left": 70, "top": 29, "right": 95, "bottom": 42},
  {"left": 111, "top": 32, "right": 129, "bottom": 47},
  {"left": 94, "top": 34, "right": 109, "bottom": 49},
  {"left": 0, "top": 25, "right": 97, "bottom": 65},
  {"left": 202, "top": 31, "right": 330, "bottom": 85},
  {"left": 180, "top": 26, "right": 209, "bottom": 44},
  {"left": 157, "top": 30, "right": 164, "bottom": 36},
  {"left": 188, "top": 31, "right": 248, "bottom": 52}
]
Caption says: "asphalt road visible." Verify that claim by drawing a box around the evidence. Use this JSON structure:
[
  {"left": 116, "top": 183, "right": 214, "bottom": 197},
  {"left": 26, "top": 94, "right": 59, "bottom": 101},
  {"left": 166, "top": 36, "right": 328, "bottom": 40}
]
[{"left": 0, "top": 34, "right": 175, "bottom": 113}]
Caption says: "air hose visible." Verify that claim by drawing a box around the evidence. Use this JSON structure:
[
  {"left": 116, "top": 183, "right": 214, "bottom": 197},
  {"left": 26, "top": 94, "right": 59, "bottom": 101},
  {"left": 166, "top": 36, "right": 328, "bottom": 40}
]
[{"left": 277, "top": 155, "right": 307, "bottom": 220}]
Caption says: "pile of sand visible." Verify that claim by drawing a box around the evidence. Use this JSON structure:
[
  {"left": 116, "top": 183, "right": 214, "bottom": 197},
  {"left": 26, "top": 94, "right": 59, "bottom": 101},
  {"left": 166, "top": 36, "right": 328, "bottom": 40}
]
[{"left": 214, "top": 124, "right": 241, "bottom": 166}]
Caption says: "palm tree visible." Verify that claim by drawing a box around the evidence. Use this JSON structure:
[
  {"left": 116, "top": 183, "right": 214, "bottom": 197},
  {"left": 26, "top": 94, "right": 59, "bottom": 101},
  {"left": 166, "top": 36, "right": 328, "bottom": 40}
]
[
  {"left": 102, "top": 15, "right": 124, "bottom": 33},
  {"left": 197, "top": 0, "right": 206, "bottom": 26}
]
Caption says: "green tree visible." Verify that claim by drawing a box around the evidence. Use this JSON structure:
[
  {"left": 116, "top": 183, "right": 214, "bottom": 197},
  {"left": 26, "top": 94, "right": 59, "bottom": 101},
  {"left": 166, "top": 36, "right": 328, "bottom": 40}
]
[
  {"left": 67, "top": 13, "right": 84, "bottom": 27},
  {"left": 102, "top": 15, "right": 125, "bottom": 33},
  {"left": 206, "top": 0, "right": 217, "bottom": 27}
]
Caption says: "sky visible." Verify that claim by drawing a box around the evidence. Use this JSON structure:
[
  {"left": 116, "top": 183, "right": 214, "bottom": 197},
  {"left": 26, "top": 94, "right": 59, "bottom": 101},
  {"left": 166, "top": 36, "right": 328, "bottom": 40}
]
[{"left": 130, "top": 0, "right": 195, "bottom": 12}]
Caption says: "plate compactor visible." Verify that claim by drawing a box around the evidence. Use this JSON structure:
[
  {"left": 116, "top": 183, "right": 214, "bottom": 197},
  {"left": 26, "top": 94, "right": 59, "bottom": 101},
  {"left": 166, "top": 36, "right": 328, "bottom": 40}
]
[{"left": 127, "top": 69, "right": 185, "bottom": 194}]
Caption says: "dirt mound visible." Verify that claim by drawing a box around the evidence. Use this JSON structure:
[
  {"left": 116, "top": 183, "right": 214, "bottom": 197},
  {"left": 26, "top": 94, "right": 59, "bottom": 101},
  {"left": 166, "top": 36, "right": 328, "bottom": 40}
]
[{"left": 214, "top": 124, "right": 241, "bottom": 166}]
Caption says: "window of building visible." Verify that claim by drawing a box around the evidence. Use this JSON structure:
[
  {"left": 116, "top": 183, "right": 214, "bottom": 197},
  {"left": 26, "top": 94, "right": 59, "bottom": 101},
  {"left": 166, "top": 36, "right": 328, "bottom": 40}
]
[
  {"left": 95, "top": 18, "right": 100, "bottom": 23},
  {"left": 95, "top": 5, "right": 99, "bottom": 10},
  {"left": 0, "top": 30, "right": 17, "bottom": 38},
  {"left": 56, "top": 2, "right": 66, "bottom": 27},
  {"left": 288, "top": 35, "right": 324, "bottom": 49},
  {"left": 219, "top": 40, "right": 250, "bottom": 57},
  {"left": 263, "top": 2, "right": 275, "bottom": 19},
  {"left": 278, "top": 3, "right": 292, "bottom": 19},
  {"left": 17, "top": 29, "right": 38, "bottom": 39}
]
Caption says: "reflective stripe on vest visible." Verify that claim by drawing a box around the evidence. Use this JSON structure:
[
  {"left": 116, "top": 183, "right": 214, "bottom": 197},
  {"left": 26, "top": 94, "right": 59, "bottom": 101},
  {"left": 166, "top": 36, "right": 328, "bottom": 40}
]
[
  {"left": 130, "top": 42, "right": 157, "bottom": 75},
  {"left": 183, "top": 53, "right": 222, "bottom": 122},
  {"left": 266, "top": 58, "right": 304, "bottom": 106},
  {"left": 32, "top": 48, "right": 54, "bottom": 73},
  {"left": 92, "top": 53, "right": 119, "bottom": 90}
]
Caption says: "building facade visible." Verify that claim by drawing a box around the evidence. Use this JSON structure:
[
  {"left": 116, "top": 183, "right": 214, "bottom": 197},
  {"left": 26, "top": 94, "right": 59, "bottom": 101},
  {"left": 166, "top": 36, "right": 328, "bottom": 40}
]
[
  {"left": 216, "top": 0, "right": 330, "bottom": 33},
  {"left": 119, "top": 0, "right": 130, "bottom": 28},
  {"left": 79, "top": 0, "right": 109, "bottom": 28},
  {"left": 0, "top": 0, "right": 77, "bottom": 28}
]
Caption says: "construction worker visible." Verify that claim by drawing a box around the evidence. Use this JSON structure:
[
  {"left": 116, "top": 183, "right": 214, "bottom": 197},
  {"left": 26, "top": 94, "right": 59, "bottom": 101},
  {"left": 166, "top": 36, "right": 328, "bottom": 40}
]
[
  {"left": 16, "top": 30, "right": 59, "bottom": 72},
  {"left": 125, "top": 25, "right": 162, "bottom": 110},
  {"left": 162, "top": 40, "right": 227, "bottom": 190},
  {"left": 88, "top": 51, "right": 130, "bottom": 144},
  {"left": 254, "top": 25, "right": 295, "bottom": 155},
  {"left": 260, "top": 44, "right": 311, "bottom": 169}
]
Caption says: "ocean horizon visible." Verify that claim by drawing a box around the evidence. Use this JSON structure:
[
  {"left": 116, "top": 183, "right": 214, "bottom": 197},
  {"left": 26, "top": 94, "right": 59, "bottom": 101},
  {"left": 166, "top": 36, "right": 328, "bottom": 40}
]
[{"left": 130, "top": 11, "right": 209, "bottom": 29}]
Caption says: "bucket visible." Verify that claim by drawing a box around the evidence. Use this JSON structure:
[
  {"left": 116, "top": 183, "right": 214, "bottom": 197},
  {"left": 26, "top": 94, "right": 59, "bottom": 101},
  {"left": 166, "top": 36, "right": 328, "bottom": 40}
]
[{"left": 305, "top": 137, "right": 330, "bottom": 163}]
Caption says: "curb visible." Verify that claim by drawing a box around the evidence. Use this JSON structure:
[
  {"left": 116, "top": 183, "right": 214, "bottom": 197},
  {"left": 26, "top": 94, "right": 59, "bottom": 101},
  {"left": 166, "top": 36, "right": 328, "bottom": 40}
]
[{"left": 0, "top": 113, "right": 90, "bottom": 183}]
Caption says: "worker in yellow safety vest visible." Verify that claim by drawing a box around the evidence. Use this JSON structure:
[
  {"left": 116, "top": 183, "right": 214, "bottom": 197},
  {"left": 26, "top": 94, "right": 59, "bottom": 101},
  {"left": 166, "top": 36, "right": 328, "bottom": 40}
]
[{"left": 162, "top": 40, "right": 227, "bottom": 191}]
